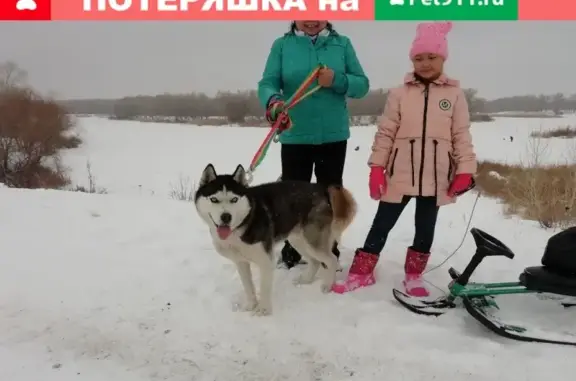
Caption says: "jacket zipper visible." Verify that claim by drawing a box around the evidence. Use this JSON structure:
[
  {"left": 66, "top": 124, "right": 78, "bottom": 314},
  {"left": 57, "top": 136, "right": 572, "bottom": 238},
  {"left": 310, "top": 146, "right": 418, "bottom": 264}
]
[
  {"left": 418, "top": 84, "right": 430, "bottom": 195},
  {"left": 409, "top": 139, "right": 415, "bottom": 186},
  {"left": 433, "top": 140, "right": 438, "bottom": 198},
  {"left": 389, "top": 148, "right": 398, "bottom": 176}
]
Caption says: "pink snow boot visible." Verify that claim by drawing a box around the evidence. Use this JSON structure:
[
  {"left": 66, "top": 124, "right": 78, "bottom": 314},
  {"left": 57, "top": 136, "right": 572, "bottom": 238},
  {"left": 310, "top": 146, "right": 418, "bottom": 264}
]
[
  {"left": 331, "top": 249, "right": 379, "bottom": 294},
  {"left": 403, "top": 247, "right": 431, "bottom": 297}
]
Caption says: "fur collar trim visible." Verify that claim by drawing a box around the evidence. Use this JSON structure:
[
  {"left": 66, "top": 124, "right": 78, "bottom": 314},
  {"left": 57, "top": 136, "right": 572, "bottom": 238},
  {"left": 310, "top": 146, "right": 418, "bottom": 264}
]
[{"left": 293, "top": 28, "right": 331, "bottom": 37}]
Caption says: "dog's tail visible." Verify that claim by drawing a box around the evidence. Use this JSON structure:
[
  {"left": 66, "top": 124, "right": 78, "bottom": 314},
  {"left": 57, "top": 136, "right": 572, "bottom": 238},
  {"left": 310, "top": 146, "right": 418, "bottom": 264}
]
[{"left": 327, "top": 185, "right": 357, "bottom": 238}]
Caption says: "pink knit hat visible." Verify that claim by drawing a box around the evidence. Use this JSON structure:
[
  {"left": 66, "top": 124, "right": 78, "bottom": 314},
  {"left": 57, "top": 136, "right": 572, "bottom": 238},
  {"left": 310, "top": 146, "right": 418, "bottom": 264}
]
[{"left": 409, "top": 21, "right": 453, "bottom": 60}]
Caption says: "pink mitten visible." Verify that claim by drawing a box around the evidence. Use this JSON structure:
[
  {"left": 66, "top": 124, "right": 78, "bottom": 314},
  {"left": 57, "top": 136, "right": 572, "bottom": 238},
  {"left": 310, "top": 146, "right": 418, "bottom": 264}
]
[
  {"left": 369, "top": 166, "right": 386, "bottom": 200},
  {"left": 448, "top": 173, "right": 473, "bottom": 197}
]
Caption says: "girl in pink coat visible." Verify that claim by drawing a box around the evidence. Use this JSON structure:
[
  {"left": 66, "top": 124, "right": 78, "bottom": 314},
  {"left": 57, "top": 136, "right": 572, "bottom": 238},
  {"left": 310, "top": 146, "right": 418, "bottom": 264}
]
[{"left": 333, "top": 21, "right": 477, "bottom": 297}]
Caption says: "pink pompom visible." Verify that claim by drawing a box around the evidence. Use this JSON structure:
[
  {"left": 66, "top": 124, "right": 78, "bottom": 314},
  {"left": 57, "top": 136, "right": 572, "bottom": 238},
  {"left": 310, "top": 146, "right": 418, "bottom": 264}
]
[
  {"left": 436, "top": 21, "right": 453, "bottom": 35},
  {"left": 415, "top": 21, "right": 453, "bottom": 37}
]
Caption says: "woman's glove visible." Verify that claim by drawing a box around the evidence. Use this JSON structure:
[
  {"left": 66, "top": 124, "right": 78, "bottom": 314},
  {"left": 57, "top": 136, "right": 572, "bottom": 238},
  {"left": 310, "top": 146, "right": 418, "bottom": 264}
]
[
  {"left": 266, "top": 97, "right": 283, "bottom": 123},
  {"left": 369, "top": 166, "right": 386, "bottom": 200},
  {"left": 266, "top": 97, "right": 291, "bottom": 131}
]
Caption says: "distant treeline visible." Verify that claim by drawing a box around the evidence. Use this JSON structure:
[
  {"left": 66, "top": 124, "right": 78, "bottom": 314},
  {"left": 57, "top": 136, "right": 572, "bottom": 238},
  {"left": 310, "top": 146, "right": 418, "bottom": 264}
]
[{"left": 59, "top": 89, "right": 576, "bottom": 123}]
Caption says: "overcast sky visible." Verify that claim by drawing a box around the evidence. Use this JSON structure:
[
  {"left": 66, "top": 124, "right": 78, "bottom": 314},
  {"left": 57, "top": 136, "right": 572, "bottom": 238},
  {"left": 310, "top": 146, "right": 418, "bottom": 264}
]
[{"left": 0, "top": 21, "right": 572, "bottom": 100}]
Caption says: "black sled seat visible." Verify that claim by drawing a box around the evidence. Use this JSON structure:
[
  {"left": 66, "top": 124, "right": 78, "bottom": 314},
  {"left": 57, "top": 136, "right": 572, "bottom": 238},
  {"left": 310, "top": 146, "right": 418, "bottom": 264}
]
[
  {"left": 520, "top": 226, "right": 576, "bottom": 297},
  {"left": 520, "top": 266, "right": 576, "bottom": 297}
]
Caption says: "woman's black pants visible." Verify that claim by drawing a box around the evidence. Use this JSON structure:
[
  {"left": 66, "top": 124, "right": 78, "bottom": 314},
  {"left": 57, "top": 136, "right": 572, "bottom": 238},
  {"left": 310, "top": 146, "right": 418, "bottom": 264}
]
[{"left": 279, "top": 140, "right": 347, "bottom": 268}]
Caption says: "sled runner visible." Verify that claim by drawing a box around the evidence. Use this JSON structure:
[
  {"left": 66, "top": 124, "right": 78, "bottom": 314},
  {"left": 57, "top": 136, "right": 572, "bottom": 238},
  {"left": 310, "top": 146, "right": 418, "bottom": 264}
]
[{"left": 393, "top": 227, "right": 576, "bottom": 346}]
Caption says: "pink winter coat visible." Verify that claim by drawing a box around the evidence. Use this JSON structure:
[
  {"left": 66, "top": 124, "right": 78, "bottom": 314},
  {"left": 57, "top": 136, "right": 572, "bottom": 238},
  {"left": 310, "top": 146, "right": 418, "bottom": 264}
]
[{"left": 369, "top": 73, "right": 477, "bottom": 206}]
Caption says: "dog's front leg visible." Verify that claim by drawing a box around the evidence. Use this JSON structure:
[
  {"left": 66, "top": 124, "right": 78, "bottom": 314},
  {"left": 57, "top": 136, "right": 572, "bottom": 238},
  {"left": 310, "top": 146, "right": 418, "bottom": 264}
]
[
  {"left": 235, "top": 261, "right": 258, "bottom": 312},
  {"left": 253, "top": 250, "right": 274, "bottom": 316}
]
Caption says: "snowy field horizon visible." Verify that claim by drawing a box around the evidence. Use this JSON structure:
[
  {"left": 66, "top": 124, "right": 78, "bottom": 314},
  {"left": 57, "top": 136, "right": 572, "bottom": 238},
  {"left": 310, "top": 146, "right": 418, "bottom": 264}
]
[
  {"left": 64, "top": 113, "right": 576, "bottom": 197},
  {"left": 1, "top": 114, "right": 575, "bottom": 380}
]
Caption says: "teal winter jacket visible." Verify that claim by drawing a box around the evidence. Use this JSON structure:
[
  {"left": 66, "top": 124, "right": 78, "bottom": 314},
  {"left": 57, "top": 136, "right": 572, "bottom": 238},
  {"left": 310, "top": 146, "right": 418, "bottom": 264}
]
[{"left": 257, "top": 30, "right": 369, "bottom": 145}]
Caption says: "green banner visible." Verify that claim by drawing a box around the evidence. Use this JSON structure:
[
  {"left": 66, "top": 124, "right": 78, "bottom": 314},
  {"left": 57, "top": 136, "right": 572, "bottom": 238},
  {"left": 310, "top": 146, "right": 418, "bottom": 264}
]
[{"left": 375, "top": 0, "right": 518, "bottom": 20}]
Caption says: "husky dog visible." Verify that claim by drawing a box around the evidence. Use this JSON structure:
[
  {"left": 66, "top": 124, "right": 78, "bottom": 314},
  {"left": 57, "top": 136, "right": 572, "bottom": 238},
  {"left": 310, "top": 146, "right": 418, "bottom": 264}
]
[{"left": 194, "top": 163, "right": 357, "bottom": 316}]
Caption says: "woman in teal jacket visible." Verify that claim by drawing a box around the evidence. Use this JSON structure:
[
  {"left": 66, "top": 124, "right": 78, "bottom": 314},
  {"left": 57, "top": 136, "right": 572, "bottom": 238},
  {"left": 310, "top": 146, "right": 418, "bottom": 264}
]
[{"left": 258, "top": 21, "right": 369, "bottom": 269}]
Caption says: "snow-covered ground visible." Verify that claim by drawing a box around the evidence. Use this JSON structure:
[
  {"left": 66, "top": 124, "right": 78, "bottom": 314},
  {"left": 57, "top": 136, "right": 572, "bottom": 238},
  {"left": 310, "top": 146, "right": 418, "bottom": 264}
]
[{"left": 1, "top": 115, "right": 575, "bottom": 380}]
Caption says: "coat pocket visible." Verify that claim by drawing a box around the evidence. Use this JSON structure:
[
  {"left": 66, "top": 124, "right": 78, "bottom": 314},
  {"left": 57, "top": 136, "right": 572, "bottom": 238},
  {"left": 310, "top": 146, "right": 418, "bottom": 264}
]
[
  {"left": 447, "top": 152, "right": 454, "bottom": 181},
  {"left": 409, "top": 139, "right": 416, "bottom": 186},
  {"left": 433, "top": 140, "right": 439, "bottom": 198},
  {"left": 389, "top": 148, "right": 398, "bottom": 177}
]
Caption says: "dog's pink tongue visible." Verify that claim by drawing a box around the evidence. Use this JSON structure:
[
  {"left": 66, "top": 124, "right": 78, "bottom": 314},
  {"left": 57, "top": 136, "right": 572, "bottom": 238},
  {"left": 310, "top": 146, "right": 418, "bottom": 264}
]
[{"left": 217, "top": 226, "right": 232, "bottom": 239}]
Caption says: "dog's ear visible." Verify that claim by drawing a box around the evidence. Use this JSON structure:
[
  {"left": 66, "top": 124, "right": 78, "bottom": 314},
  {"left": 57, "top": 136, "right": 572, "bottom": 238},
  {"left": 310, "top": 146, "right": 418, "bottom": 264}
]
[
  {"left": 199, "top": 163, "right": 217, "bottom": 186},
  {"left": 232, "top": 164, "right": 247, "bottom": 185}
]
